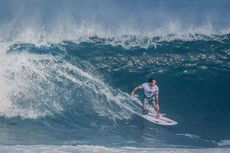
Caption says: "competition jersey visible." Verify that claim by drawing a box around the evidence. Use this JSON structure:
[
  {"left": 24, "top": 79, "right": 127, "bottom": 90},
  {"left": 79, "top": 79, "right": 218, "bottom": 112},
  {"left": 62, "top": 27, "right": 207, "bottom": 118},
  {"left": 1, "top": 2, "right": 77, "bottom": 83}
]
[{"left": 139, "top": 83, "right": 159, "bottom": 98}]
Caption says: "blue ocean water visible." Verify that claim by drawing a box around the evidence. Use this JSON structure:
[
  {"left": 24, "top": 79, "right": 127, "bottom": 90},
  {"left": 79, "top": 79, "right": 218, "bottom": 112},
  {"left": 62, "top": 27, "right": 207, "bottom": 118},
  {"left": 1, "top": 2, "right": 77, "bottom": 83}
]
[{"left": 0, "top": 0, "right": 230, "bottom": 152}]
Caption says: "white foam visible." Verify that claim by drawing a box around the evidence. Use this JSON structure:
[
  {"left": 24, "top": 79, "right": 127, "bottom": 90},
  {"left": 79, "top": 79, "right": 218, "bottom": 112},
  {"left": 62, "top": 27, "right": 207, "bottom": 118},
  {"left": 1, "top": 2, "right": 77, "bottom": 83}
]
[
  {"left": 58, "top": 62, "right": 134, "bottom": 121},
  {"left": 0, "top": 145, "right": 229, "bottom": 153},
  {"left": 0, "top": 52, "right": 65, "bottom": 118},
  {"left": 0, "top": 45, "right": 134, "bottom": 120},
  {"left": 218, "top": 140, "right": 230, "bottom": 147},
  {"left": 0, "top": 18, "right": 229, "bottom": 49},
  {"left": 177, "top": 133, "right": 201, "bottom": 139}
]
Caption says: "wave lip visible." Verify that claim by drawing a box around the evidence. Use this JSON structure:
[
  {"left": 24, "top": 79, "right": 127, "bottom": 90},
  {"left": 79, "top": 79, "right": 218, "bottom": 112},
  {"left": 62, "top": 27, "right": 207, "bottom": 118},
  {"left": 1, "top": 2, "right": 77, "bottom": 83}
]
[{"left": 1, "top": 17, "right": 230, "bottom": 48}]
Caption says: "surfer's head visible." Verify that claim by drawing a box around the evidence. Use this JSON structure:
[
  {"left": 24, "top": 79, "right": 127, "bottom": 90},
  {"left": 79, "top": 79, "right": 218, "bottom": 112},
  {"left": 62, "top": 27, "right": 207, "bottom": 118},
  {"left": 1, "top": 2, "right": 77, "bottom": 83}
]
[{"left": 148, "top": 77, "right": 156, "bottom": 86}]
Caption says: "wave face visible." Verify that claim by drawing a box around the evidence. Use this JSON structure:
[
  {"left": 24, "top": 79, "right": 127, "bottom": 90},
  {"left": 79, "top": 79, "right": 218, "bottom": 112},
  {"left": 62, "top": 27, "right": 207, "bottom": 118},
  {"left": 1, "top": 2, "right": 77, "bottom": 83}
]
[
  {"left": 0, "top": 0, "right": 230, "bottom": 152},
  {"left": 0, "top": 35, "right": 230, "bottom": 149}
]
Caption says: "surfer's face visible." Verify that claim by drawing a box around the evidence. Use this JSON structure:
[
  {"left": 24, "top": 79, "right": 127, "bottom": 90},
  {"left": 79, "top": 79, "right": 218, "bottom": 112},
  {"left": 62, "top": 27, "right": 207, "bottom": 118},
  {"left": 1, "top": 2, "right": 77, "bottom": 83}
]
[{"left": 149, "top": 80, "right": 156, "bottom": 87}]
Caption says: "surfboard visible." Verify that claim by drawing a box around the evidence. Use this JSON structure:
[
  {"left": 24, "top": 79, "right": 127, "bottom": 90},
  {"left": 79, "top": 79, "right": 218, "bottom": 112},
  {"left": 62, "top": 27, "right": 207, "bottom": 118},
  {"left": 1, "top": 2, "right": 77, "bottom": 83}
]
[
  {"left": 137, "top": 112, "right": 178, "bottom": 126},
  {"left": 136, "top": 104, "right": 178, "bottom": 126},
  {"left": 119, "top": 96, "right": 178, "bottom": 126}
]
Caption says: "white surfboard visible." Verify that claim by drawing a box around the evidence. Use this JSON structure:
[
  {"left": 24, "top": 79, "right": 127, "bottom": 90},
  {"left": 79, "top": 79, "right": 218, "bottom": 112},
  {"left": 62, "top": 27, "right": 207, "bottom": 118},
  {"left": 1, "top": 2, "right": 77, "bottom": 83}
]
[
  {"left": 118, "top": 96, "right": 178, "bottom": 126},
  {"left": 137, "top": 112, "right": 178, "bottom": 126},
  {"left": 136, "top": 104, "right": 178, "bottom": 126}
]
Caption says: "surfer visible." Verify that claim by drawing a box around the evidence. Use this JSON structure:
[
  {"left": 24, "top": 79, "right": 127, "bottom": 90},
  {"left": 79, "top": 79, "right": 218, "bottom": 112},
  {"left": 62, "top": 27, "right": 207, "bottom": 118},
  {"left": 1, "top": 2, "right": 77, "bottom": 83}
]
[{"left": 130, "top": 77, "right": 160, "bottom": 119}]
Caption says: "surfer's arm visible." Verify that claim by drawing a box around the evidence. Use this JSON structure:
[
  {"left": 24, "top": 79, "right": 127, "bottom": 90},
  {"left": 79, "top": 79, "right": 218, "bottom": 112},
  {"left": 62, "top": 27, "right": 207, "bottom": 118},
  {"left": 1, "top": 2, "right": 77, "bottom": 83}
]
[
  {"left": 155, "top": 93, "right": 159, "bottom": 105},
  {"left": 130, "top": 86, "right": 140, "bottom": 97},
  {"left": 154, "top": 93, "right": 160, "bottom": 115}
]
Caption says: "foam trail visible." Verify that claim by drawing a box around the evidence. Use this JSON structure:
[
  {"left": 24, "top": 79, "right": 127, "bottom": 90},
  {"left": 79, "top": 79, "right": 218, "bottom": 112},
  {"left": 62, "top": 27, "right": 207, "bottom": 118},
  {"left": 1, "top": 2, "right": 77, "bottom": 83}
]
[{"left": 57, "top": 62, "right": 138, "bottom": 120}]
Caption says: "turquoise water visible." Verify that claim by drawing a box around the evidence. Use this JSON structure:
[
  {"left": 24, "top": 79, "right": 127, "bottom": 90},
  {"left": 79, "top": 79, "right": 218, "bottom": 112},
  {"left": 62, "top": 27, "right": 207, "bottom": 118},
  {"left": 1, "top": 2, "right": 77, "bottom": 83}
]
[
  {"left": 0, "top": 0, "right": 230, "bottom": 152},
  {"left": 1, "top": 36, "right": 230, "bottom": 148}
]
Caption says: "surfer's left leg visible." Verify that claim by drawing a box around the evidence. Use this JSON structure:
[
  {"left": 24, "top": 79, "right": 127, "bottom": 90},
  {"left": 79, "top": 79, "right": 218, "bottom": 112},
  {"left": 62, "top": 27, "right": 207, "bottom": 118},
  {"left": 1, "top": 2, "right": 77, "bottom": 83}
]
[{"left": 153, "top": 102, "right": 160, "bottom": 119}]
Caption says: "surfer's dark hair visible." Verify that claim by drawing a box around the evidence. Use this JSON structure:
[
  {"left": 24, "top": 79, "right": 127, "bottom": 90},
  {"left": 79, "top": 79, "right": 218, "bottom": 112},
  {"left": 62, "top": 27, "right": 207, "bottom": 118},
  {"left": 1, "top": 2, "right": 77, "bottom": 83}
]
[{"left": 148, "top": 77, "right": 156, "bottom": 83}]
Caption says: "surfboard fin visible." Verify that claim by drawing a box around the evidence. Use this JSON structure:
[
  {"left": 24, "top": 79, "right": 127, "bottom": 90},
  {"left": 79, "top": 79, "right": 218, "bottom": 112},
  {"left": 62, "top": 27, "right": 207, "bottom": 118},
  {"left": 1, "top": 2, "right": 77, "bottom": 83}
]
[{"left": 143, "top": 109, "right": 149, "bottom": 115}]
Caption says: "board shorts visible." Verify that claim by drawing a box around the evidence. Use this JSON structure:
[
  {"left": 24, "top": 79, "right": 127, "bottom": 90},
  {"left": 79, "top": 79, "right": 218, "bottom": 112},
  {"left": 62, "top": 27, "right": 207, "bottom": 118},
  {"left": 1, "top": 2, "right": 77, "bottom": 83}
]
[{"left": 143, "top": 96, "right": 156, "bottom": 104}]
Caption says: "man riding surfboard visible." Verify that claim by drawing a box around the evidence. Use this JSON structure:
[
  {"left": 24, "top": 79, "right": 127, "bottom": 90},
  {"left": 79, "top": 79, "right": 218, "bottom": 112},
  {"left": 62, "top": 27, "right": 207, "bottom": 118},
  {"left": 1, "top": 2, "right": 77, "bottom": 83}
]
[{"left": 130, "top": 77, "right": 160, "bottom": 119}]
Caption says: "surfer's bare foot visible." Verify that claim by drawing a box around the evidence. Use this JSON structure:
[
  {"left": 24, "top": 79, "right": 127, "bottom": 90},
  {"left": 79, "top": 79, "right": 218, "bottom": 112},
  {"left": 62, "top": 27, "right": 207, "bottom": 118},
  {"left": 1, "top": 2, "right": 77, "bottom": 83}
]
[{"left": 156, "top": 113, "right": 160, "bottom": 119}]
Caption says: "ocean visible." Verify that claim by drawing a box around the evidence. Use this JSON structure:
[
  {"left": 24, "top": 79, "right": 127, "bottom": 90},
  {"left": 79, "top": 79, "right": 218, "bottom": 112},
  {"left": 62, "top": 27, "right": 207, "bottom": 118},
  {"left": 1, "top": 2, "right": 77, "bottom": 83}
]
[{"left": 0, "top": 0, "right": 230, "bottom": 152}]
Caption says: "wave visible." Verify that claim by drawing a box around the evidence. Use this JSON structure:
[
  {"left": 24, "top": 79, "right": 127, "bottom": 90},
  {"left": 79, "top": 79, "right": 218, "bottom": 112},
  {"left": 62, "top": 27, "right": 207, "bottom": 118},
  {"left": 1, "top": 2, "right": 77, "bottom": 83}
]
[
  {"left": 1, "top": 34, "right": 230, "bottom": 119},
  {"left": 0, "top": 33, "right": 229, "bottom": 148},
  {"left": 0, "top": 51, "right": 135, "bottom": 120}
]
